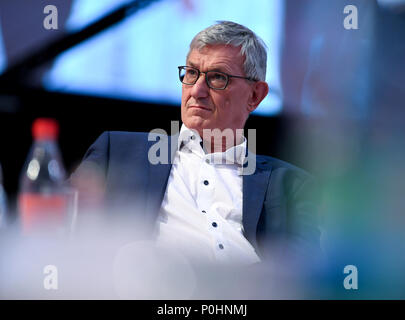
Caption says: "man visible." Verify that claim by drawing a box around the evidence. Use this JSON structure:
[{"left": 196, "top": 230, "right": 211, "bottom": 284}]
[{"left": 72, "top": 21, "right": 321, "bottom": 266}]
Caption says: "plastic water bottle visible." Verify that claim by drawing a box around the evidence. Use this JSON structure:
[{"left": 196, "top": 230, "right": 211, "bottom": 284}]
[
  {"left": 18, "top": 118, "right": 72, "bottom": 234},
  {"left": 0, "top": 163, "right": 7, "bottom": 229}
]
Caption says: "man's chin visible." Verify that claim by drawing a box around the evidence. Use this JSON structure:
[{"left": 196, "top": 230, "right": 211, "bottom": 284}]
[{"left": 183, "top": 118, "right": 211, "bottom": 134}]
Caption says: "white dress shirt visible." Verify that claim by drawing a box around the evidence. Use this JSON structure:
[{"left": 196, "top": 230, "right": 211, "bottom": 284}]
[{"left": 154, "top": 125, "right": 260, "bottom": 265}]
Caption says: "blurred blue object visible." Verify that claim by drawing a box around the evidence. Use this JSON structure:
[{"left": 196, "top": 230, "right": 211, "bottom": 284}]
[
  {"left": 0, "top": 162, "right": 8, "bottom": 229},
  {"left": 0, "top": 24, "right": 6, "bottom": 74}
]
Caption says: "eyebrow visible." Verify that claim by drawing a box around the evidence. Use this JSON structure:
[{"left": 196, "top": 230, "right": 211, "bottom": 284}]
[{"left": 187, "top": 62, "right": 230, "bottom": 73}]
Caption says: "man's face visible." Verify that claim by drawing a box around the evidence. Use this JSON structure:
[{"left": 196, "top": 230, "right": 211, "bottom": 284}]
[{"left": 181, "top": 44, "right": 256, "bottom": 138}]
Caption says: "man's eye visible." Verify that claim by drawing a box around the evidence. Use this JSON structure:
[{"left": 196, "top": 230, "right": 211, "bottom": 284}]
[
  {"left": 186, "top": 69, "right": 197, "bottom": 76},
  {"left": 212, "top": 73, "right": 227, "bottom": 81}
]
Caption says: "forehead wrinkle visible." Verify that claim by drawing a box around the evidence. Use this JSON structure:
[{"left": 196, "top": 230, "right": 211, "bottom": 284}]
[{"left": 187, "top": 53, "right": 243, "bottom": 75}]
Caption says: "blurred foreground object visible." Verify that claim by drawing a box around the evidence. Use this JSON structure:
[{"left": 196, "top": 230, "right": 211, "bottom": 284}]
[
  {"left": 377, "top": 0, "right": 405, "bottom": 12},
  {"left": 18, "top": 118, "right": 76, "bottom": 234},
  {"left": 0, "top": 162, "right": 8, "bottom": 229}
]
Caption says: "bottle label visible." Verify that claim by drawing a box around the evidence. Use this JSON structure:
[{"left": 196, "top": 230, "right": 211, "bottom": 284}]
[{"left": 18, "top": 193, "right": 69, "bottom": 233}]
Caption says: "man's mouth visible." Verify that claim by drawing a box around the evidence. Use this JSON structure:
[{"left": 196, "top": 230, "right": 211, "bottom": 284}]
[{"left": 188, "top": 105, "right": 212, "bottom": 111}]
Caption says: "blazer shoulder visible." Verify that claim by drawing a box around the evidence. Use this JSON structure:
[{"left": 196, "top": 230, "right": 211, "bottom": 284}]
[
  {"left": 86, "top": 131, "right": 149, "bottom": 149},
  {"left": 258, "top": 154, "right": 310, "bottom": 173},
  {"left": 105, "top": 131, "right": 154, "bottom": 162},
  {"left": 80, "top": 131, "right": 151, "bottom": 166},
  {"left": 108, "top": 131, "right": 150, "bottom": 144},
  {"left": 256, "top": 154, "right": 314, "bottom": 184}
]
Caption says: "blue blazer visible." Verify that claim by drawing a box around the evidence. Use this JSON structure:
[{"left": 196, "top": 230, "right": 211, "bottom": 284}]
[{"left": 72, "top": 131, "right": 321, "bottom": 261}]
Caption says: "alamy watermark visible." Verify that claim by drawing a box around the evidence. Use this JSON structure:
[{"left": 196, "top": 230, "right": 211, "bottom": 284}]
[
  {"left": 147, "top": 121, "right": 257, "bottom": 175},
  {"left": 343, "top": 264, "right": 358, "bottom": 290},
  {"left": 343, "top": 5, "right": 358, "bottom": 30},
  {"left": 43, "top": 264, "right": 58, "bottom": 290},
  {"left": 43, "top": 5, "right": 58, "bottom": 30}
]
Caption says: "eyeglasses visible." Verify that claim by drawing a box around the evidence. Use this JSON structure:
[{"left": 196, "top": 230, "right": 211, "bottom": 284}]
[{"left": 178, "top": 66, "right": 257, "bottom": 90}]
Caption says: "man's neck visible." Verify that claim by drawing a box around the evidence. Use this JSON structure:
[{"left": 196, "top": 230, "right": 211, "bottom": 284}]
[{"left": 199, "top": 129, "right": 244, "bottom": 154}]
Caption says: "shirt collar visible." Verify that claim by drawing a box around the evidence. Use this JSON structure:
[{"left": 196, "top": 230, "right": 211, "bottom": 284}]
[
  {"left": 178, "top": 124, "right": 202, "bottom": 150},
  {"left": 178, "top": 124, "right": 247, "bottom": 166}
]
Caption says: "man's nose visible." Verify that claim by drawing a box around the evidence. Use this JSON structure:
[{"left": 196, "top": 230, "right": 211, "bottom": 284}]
[{"left": 190, "top": 73, "right": 209, "bottom": 99}]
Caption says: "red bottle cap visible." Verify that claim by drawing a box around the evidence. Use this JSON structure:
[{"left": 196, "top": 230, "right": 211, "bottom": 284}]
[{"left": 32, "top": 118, "right": 59, "bottom": 141}]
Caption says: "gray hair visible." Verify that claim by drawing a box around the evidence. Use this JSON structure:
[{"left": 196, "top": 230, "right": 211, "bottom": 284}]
[{"left": 188, "top": 21, "right": 267, "bottom": 81}]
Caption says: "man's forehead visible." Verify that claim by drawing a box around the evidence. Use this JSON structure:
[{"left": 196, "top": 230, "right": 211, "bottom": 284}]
[{"left": 186, "top": 45, "right": 245, "bottom": 68}]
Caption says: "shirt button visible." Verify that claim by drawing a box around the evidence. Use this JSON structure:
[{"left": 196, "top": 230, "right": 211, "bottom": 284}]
[
  {"left": 203, "top": 180, "right": 209, "bottom": 186},
  {"left": 212, "top": 222, "right": 217, "bottom": 228},
  {"left": 218, "top": 244, "right": 224, "bottom": 250}
]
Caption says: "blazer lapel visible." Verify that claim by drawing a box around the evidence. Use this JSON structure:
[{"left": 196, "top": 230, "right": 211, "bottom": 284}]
[
  {"left": 145, "top": 133, "right": 178, "bottom": 220},
  {"left": 242, "top": 155, "right": 272, "bottom": 251}
]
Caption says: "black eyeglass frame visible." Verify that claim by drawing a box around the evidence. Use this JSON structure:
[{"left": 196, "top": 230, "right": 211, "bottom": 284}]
[{"left": 178, "top": 65, "right": 257, "bottom": 90}]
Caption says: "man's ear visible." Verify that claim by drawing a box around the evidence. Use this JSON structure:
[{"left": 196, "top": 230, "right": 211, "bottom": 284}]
[{"left": 247, "top": 81, "right": 269, "bottom": 112}]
